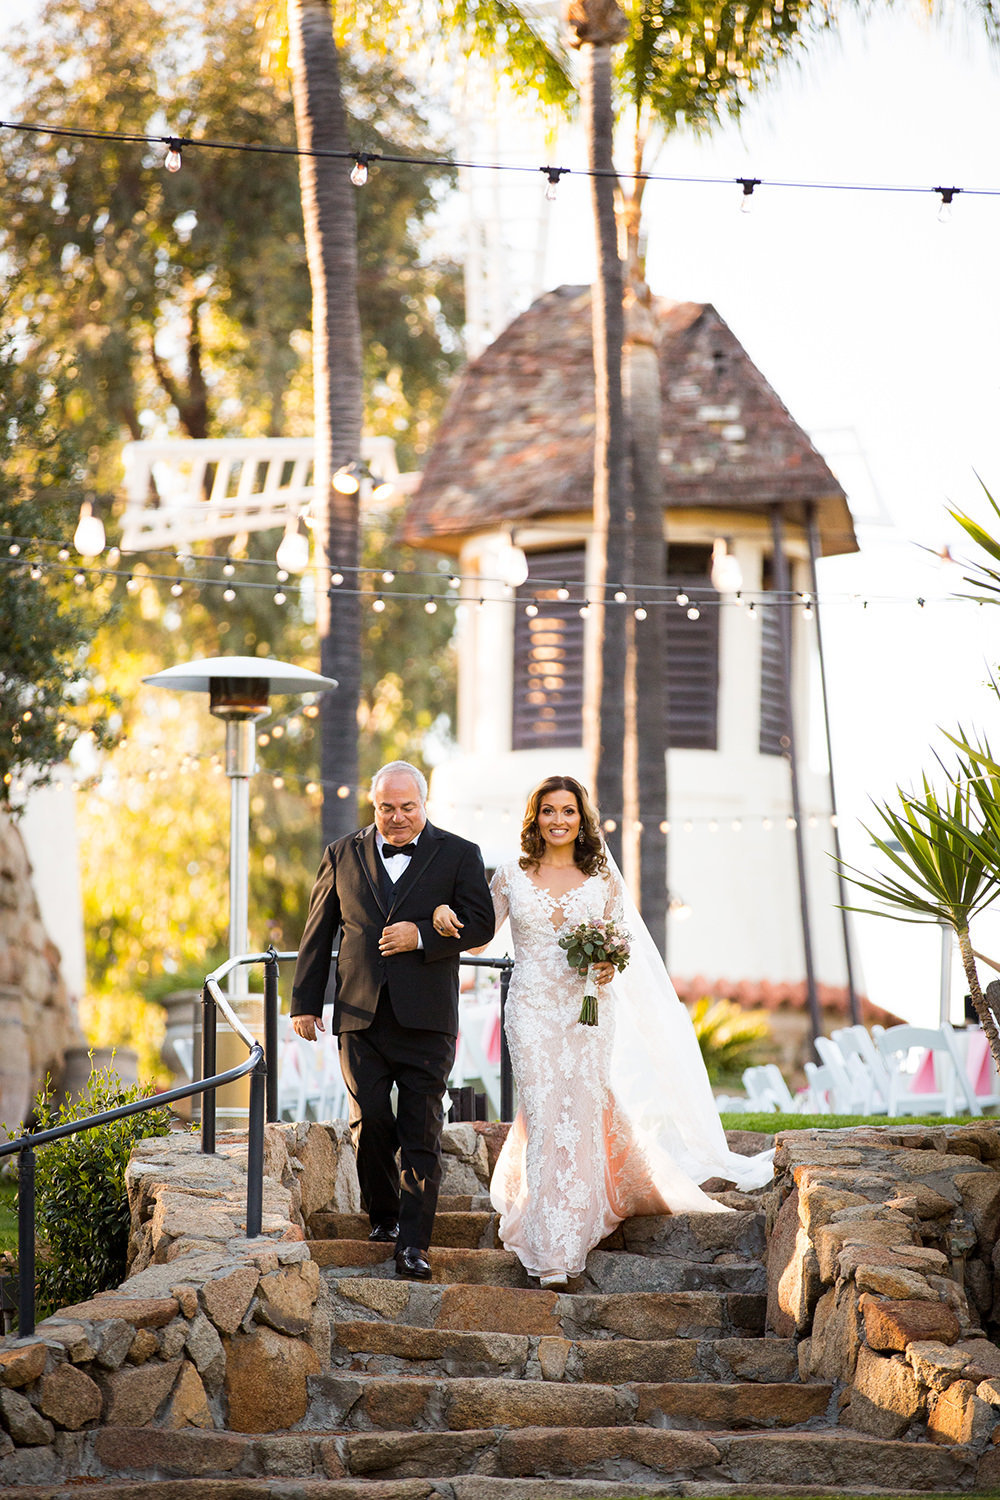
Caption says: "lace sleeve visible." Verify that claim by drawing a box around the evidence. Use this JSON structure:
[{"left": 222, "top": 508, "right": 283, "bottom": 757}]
[
  {"left": 489, "top": 863, "right": 511, "bottom": 929},
  {"left": 603, "top": 864, "right": 625, "bottom": 925}
]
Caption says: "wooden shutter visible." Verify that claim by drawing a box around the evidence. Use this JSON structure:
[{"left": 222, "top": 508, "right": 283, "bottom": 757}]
[
  {"left": 665, "top": 545, "right": 719, "bottom": 751},
  {"left": 758, "top": 559, "right": 789, "bottom": 756},
  {"left": 512, "top": 547, "right": 586, "bottom": 750}
]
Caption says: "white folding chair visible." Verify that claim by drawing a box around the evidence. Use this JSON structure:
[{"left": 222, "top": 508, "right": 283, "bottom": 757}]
[
  {"left": 875, "top": 1024, "right": 981, "bottom": 1117},
  {"left": 814, "top": 1036, "right": 879, "bottom": 1114},
  {"left": 801, "top": 1061, "right": 835, "bottom": 1114},
  {"left": 740, "top": 1064, "right": 797, "bottom": 1113},
  {"left": 831, "top": 1025, "right": 891, "bottom": 1112}
]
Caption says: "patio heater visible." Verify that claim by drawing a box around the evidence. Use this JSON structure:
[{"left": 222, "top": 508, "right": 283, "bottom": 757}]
[{"left": 143, "top": 656, "right": 337, "bottom": 1127}]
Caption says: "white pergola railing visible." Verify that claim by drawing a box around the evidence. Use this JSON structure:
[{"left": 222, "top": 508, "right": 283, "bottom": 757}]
[{"left": 120, "top": 434, "right": 406, "bottom": 552}]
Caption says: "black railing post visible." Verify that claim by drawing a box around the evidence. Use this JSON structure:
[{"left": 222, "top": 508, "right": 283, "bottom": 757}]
[
  {"left": 17, "top": 1144, "right": 35, "bottom": 1337},
  {"left": 264, "top": 948, "right": 279, "bottom": 1123},
  {"left": 500, "top": 961, "right": 514, "bottom": 1122},
  {"left": 201, "top": 984, "right": 217, "bottom": 1154},
  {"left": 246, "top": 1051, "right": 265, "bottom": 1238}
]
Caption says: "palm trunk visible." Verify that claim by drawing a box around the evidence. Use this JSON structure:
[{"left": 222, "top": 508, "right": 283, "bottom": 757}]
[
  {"left": 574, "top": 29, "right": 629, "bottom": 861},
  {"left": 288, "top": 0, "right": 363, "bottom": 846},
  {"left": 956, "top": 923, "right": 1000, "bottom": 1076}
]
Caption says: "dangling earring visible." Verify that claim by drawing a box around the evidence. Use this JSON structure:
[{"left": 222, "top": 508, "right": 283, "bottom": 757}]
[{"left": 577, "top": 830, "right": 585, "bottom": 846}]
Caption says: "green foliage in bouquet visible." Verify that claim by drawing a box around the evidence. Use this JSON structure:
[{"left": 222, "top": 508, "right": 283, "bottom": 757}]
[{"left": 558, "top": 919, "right": 631, "bottom": 1026}]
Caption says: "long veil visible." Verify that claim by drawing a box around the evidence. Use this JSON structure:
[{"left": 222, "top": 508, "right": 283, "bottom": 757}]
[{"left": 604, "top": 847, "right": 775, "bottom": 1193}]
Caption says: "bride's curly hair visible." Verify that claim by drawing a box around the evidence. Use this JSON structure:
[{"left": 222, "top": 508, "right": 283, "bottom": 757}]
[{"left": 519, "top": 775, "right": 608, "bottom": 877}]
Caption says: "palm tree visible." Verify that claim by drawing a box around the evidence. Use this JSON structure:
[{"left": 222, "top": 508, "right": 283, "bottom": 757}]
[
  {"left": 286, "top": 0, "right": 364, "bottom": 845},
  {"left": 840, "top": 773, "right": 1000, "bottom": 1073},
  {"left": 565, "top": 1, "right": 631, "bottom": 865}
]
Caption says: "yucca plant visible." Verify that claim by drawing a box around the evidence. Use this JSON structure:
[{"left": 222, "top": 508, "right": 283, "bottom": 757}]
[{"left": 839, "top": 773, "right": 1000, "bottom": 1075}]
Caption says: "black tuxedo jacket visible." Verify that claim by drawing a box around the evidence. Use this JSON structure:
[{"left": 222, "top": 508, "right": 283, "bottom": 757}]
[{"left": 290, "top": 820, "right": 495, "bottom": 1036}]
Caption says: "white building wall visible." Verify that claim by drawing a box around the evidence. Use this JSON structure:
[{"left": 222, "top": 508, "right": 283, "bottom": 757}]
[{"left": 430, "top": 521, "right": 852, "bottom": 994}]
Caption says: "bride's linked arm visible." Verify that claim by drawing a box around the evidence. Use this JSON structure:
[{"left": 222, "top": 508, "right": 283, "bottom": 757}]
[{"left": 433, "top": 863, "right": 508, "bottom": 952}]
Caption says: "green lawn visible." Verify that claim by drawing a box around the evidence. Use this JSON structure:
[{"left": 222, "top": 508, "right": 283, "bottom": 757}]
[{"left": 720, "top": 1111, "right": 992, "bottom": 1133}]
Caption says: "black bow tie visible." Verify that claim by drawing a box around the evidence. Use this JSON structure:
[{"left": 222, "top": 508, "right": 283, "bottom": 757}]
[{"left": 383, "top": 842, "right": 417, "bottom": 858}]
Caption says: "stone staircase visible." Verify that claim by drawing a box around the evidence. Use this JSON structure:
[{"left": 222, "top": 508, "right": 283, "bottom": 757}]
[{"left": 9, "top": 1186, "right": 983, "bottom": 1498}]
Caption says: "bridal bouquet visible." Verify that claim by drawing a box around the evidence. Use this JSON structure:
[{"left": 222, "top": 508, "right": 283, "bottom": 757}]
[{"left": 558, "top": 918, "right": 631, "bottom": 1026}]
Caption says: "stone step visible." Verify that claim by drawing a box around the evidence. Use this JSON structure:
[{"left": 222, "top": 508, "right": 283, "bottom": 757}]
[
  {"left": 46, "top": 1423, "right": 978, "bottom": 1493},
  {"left": 310, "top": 1211, "right": 497, "bottom": 1248},
  {"left": 583, "top": 1250, "right": 765, "bottom": 1295},
  {"left": 311, "top": 1242, "right": 526, "bottom": 1285},
  {"left": 311, "top": 1241, "right": 765, "bottom": 1295},
  {"left": 330, "top": 1320, "right": 798, "bottom": 1384},
  {"left": 599, "top": 1209, "right": 767, "bottom": 1261},
  {"left": 325, "top": 1275, "right": 767, "bottom": 1339},
  {"left": 304, "top": 1373, "right": 830, "bottom": 1432}
]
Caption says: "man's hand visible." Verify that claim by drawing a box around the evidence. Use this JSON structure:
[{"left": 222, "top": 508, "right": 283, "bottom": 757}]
[
  {"left": 291, "top": 1014, "right": 325, "bottom": 1042},
  {"left": 432, "top": 904, "right": 463, "bottom": 938},
  {"left": 379, "top": 921, "right": 420, "bottom": 956}
]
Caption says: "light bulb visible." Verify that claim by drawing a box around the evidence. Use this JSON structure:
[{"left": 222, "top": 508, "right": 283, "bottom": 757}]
[
  {"left": 686, "top": 606, "right": 700, "bottom": 620},
  {"left": 223, "top": 587, "right": 236, "bottom": 602},
  {"left": 276, "top": 520, "right": 310, "bottom": 574},
  {"left": 372, "top": 479, "right": 396, "bottom": 502},
  {"left": 495, "top": 539, "right": 529, "bottom": 588},
  {"left": 73, "top": 500, "right": 106, "bottom": 558},
  {"left": 710, "top": 538, "right": 743, "bottom": 593},
  {"left": 350, "top": 156, "right": 369, "bottom": 187},
  {"left": 372, "top": 595, "right": 385, "bottom": 613},
  {"left": 634, "top": 606, "right": 647, "bottom": 621},
  {"left": 614, "top": 589, "right": 628, "bottom": 603},
  {"left": 333, "top": 465, "right": 360, "bottom": 494},
  {"left": 424, "top": 598, "right": 437, "bottom": 614},
  {"left": 164, "top": 141, "right": 183, "bottom": 173},
  {"left": 274, "top": 590, "right": 287, "bottom": 605}
]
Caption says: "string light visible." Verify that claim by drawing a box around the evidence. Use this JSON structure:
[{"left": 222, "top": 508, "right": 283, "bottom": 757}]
[
  {"left": 579, "top": 602, "right": 590, "bottom": 618},
  {"left": 163, "top": 138, "right": 183, "bottom": 173},
  {"left": 8, "top": 544, "right": 20, "bottom": 556},
  {"left": 614, "top": 589, "right": 628, "bottom": 603},
  {"left": 331, "top": 572, "right": 344, "bottom": 586},
  {"left": 738, "top": 176, "right": 760, "bottom": 212},
  {"left": 275, "top": 518, "right": 309, "bottom": 574},
  {"left": 274, "top": 589, "right": 286, "bottom": 605},
  {"left": 223, "top": 586, "right": 236, "bottom": 602},
  {"left": 372, "top": 595, "right": 385, "bottom": 612},
  {"left": 542, "top": 166, "right": 568, "bottom": 201},
  {"left": 350, "top": 151, "right": 378, "bottom": 186},
  {"left": 223, "top": 562, "right": 235, "bottom": 577},
  {"left": 424, "top": 597, "right": 437, "bottom": 613},
  {"left": 686, "top": 606, "right": 701, "bottom": 620},
  {"left": 73, "top": 499, "right": 105, "bottom": 558},
  {"left": 935, "top": 185, "right": 959, "bottom": 223},
  {"left": 0, "top": 120, "right": 993, "bottom": 211},
  {"left": 382, "top": 570, "right": 395, "bottom": 583},
  {"left": 676, "top": 591, "right": 689, "bottom": 606},
  {"left": 557, "top": 583, "right": 570, "bottom": 601},
  {"left": 525, "top": 602, "right": 538, "bottom": 617},
  {"left": 634, "top": 605, "right": 647, "bottom": 620}
]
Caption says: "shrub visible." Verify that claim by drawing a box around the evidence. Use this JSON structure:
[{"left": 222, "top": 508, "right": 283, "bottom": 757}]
[
  {"left": 689, "top": 996, "right": 770, "bottom": 1086},
  {"left": 17, "top": 1059, "right": 171, "bottom": 1314}
]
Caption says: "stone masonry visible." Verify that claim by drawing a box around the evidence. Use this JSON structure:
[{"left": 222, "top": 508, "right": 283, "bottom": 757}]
[
  {"left": 766, "top": 1121, "right": 1000, "bottom": 1484},
  {"left": 2, "top": 1118, "right": 1000, "bottom": 1493}
]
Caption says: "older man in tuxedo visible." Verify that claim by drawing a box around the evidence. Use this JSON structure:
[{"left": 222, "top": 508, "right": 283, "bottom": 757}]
[{"left": 290, "top": 761, "right": 494, "bottom": 1280}]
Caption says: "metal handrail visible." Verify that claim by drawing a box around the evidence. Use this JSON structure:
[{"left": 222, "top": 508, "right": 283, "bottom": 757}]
[
  {"left": 0, "top": 1045, "right": 264, "bottom": 1338},
  {"left": 2, "top": 946, "right": 515, "bottom": 1341},
  {"left": 227, "top": 947, "right": 516, "bottom": 1130}
]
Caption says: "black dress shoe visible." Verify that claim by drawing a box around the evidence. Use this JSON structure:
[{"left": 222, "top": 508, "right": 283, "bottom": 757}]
[
  {"left": 394, "top": 1245, "right": 432, "bottom": 1281},
  {"left": 368, "top": 1222, "right": 399, "bottom": 1243}
]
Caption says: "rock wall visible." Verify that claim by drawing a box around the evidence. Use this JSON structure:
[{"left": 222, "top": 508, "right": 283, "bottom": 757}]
[
  {"left": 0, "top": 1117, "right": 497, "bottom": 1478},
  {"left": 0, "top": 813, "right": 84, "bottom": 1131},
  {"left": 766, "top": 1123, "right": 1000, "bottom": 1475}
]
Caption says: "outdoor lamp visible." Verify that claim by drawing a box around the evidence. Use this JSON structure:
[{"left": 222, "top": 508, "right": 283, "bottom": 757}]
[
  {"left": 143, "top": 655, "right": 337, "bottom": 1129},
  {"left": 143, "top": 655, "right": 336, "bottom": 968}
]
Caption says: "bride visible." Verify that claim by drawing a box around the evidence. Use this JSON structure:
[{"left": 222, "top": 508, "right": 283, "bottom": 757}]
[{"left": 434, "top": 774, "right": 773, "bottom": 1289}]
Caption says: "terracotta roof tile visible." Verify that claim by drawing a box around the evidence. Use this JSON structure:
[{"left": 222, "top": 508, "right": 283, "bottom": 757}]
[{"left": 403, "top": 285, "right": 856, "bottom": 556}]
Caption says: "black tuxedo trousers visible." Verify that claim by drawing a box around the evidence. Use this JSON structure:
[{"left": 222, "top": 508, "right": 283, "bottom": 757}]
[{"left": 290, "top": 821, "right": 495, "bottom": 1249}]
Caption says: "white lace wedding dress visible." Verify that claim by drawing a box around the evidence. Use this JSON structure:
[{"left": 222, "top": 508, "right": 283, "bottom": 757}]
[{"left": 488, "top": 858, "right": 774, "bottom": 1280}]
